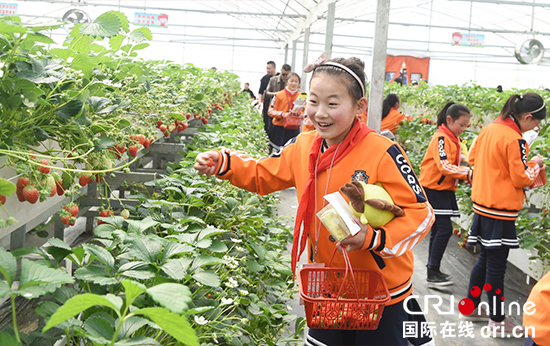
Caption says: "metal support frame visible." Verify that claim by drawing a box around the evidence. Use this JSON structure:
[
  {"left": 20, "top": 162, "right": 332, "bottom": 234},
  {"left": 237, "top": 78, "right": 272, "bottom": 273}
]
[
  {"left": 324, "top": 2, "right": 335, "bottom": 59},
  {"left": 301, "top": 26, "right": 311, "bottom": 91},
  {"left": 291, "top": 40, "right": 297, "bottom": 73},
  {"left": 367, "top": 0, "right": 390, "bottom": 133}
]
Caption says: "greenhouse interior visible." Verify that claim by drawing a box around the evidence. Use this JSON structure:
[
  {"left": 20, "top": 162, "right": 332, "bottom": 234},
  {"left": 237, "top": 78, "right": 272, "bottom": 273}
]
[{"left": 2, "top": 0, "right": 550, "bottom": 345}]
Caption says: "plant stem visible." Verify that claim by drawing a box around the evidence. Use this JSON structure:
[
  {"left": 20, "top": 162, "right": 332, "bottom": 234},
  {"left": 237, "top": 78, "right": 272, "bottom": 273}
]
[
  {"left": 10, "top": 294, "right": 21, "bottom": 343},
  {"left": 0, "top": 150, "right": 139, "bottom": 173}
]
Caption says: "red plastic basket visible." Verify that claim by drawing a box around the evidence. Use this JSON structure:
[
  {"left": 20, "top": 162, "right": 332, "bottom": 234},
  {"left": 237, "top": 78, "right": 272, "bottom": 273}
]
[
  {"left": 282, "top": 115, "right": 302, "bottom": 129},
  {"left": 298, "top": 248, "right": 390, "bottom": 330},
  {"left": 530, "top": 168, "right": 547, "bottom": 189}
]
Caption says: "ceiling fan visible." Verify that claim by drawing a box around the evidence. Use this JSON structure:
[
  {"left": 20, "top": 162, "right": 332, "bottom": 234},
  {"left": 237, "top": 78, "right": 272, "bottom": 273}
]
[
  {"left": 514, "top": 39, "right": 545, "bottom": 65},
  {"left": 61, "top": 8, "right": 91, "bottom": 27}
]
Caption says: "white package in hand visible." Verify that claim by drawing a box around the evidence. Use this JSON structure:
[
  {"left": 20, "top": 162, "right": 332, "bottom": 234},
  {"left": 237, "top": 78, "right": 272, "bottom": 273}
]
[{"left": 316, "top": 191, "right": 361, "bottom": 242}]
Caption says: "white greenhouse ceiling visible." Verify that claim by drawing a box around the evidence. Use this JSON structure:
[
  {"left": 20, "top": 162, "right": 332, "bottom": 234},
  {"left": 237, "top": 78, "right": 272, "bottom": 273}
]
[{"left": 10, "top": 0, "right": 550, "bottom": 88}]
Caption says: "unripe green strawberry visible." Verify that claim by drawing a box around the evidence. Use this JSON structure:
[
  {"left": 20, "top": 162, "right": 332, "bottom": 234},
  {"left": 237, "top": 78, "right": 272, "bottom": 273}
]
[{"left": 120, "top": 209, "right": 130, "bottom": 219}]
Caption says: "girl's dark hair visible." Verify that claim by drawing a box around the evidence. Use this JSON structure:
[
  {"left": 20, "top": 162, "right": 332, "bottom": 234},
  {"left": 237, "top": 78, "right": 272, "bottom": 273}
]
[
  {"left": 382, "top": 93, "right": 400, "bottom": 119},
  {"left": 437, "top": 102, "right": 471, "bottom": 126},
  {"left": 311, "top": 57, "right": 366, "bottom": 101},
  {"left": 286, "top": 72, "right": 301, "bottom": 84},
  {"left": 500, "top": 92, "right": 546, "bottom": 121}
]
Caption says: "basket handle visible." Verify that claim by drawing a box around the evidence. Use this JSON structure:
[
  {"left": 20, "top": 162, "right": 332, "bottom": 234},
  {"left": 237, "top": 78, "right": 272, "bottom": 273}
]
[{"left": 330, "top": 246, "right": 361, "bottom": 303}]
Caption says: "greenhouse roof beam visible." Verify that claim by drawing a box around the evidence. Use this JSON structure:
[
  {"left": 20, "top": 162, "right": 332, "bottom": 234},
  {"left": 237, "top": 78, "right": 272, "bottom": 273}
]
[
  {"left": 330, "top": 18, "right": 550, "bottom": 36},
  {"left": 283, "top": 0, "right": 337, "bottom": 49},
  {"left": 19, "top": 14, "right": 292, "bottom": 33},
  {"left": 447, "top": 0, "right": 550, "bottom": 8},
  {"left": 20, "top": 0, "right": 306, "bottom": 18}
]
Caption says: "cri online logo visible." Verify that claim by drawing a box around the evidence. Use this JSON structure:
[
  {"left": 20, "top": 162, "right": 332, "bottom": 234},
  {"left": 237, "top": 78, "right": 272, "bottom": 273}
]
[{"left": 458, "top": 283, "right": 499, "bottom": 315}]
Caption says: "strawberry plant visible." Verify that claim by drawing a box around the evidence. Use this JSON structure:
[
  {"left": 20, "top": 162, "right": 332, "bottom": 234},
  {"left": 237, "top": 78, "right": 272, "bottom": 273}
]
[{"left": 392, "top": 82, "right": 550, "bottom": 275}]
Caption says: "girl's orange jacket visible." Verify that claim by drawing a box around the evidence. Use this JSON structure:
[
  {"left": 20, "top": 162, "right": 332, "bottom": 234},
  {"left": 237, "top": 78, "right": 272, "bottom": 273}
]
[
  {"left": 268, "top": 88, "right": 304, "bottom": 127},
  {"left": 524, "top": 271, "right": 550, "bottom": 345},
  {"left": 381, "top": 107, "right": 412, "bottom": 134},
  {"left": 419, "top": 126, "right": 472, "bottom": 191},
  {"left": 469, "top": 116, "right": 540, "bottom": 221},
  {"left": 211, "top": 129, "right": 434, "bottom": 305}
]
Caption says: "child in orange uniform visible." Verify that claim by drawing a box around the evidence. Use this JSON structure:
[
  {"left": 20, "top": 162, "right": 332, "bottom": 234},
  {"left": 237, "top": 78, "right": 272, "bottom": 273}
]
[
  {"left": 195, "top": 54, "right": 434, "bottom": 345},
  {"left": 268, "top": 72, "right": 304, "bottom": 152},
  {"left": 523, "top": 271, "right": 550, "bottom": 346},
  {"left": 381, "top": 93, "right": 412, "bottom": 134},
  {"left": 461, "top": 93, "right": 546, "bottom": 336},
  {"left": 419, "top": 102, "right": 472, "bottom": 287}
]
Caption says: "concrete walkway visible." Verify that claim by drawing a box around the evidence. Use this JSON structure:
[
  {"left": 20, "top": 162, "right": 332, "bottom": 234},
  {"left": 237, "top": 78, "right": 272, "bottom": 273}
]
[{"left": 276, "top": 188, "right": 534, "bottom": 346}]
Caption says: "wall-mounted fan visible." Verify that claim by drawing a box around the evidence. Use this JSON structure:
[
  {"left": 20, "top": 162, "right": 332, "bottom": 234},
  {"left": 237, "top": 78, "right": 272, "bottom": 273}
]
[
  {"left": 62, "top": 9, "right": 91, "bottom": 26},
  {"left": 514, "top": 39, "right": 545, "bottom": 64}
]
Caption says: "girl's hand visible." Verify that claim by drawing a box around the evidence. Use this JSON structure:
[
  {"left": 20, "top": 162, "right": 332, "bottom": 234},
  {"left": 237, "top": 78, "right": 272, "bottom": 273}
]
[
  {"left": 289, "top": 110, "right": 300, "bottom": 117},
  {"left": 336, "top": 215, "right": 369, "bottom": 252},
  {"left": 532, "top": 154, "right": 545, "bottom": 167},
  {"left": 194, "top": 151, "right": 219, "bottom": 176}
]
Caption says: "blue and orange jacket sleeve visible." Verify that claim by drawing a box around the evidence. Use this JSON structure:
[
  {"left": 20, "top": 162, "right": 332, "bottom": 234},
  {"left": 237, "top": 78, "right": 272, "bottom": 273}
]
[
  {"left": 361, "top": 143, "right": 434, "bottom": 259},
  {"left": 507, "top": 139, "right": 540, "bottom": 188}
]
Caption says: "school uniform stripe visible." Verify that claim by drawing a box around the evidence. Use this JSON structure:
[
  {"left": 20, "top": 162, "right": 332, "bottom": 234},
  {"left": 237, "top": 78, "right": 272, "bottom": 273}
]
[
  {"left": 433, "top": 208, "right": 460, "bottom": 216},
  {"left": 389, "top": 280, "right": 413, "bottom": 299},
  {"left": 306, "top": 333, "right": 328, "bottom": 346},
  {"left": 526, "top": 164, "right": 540, "bottom": 181},
  {"left": 467, "top": 235, "right": 519, "bottom": 248},
  {"left": 440, "top": 159, "right": 470, "bottom": 176},
  {"left": 473, "top": 203, "right": 519, "bottom": 219},
  {"left": 381, "top": 206, "right": 434, "bottom": 258}
]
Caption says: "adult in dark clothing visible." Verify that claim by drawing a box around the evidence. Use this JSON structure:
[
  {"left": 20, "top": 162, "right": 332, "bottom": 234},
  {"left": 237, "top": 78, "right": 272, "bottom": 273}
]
[
  {"left": 242, "top": 83, "right": 256, "bottom": 99},
  {"left": 259, "top": 61, "right": 278, "bottom": 134},
  {"left": 264, "top": 64, "right": 291, "bottom": 136}
]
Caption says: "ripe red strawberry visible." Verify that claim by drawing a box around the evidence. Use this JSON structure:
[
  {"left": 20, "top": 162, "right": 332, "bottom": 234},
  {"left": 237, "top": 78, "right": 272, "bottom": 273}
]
[
  {"left": 186, "top": 113, "right": 191, "bottom": 120},
  {"left": 114, "top": 144, "right": 126, "bottom": 159},
  {"left": 60, "top": 215, "right": 71, "bottom": 225},
  {"left": 17, "top": 177, "right": 30, "bottom": 189},
  {"left": 16, "top": 188, "right": 25, "bottom": 202},
  {"left": 38, "top": 159, "right": 50, "bottom": 174},
  {"left": 201, "top": 118, "right": 208, "bottom": 125},
  {"left": 157, "top": 120, "right": 163, "bottom": 128},
  {"left": 159, "top": 124, "right": 167, "bottom": 133},
  {"left": 181, "top": 123, "right": 188, "bottom": 131},
  {"left": 95, "top": 174, "right": 103, "bottom": 183},
  {"left": 0, "top": 195, "right": 6, "bottom": 205},
  {"left": 23, "top": 184, "right": 39, "bottom": 204},
  {"left": 64, "top": 204, "right": 79, "bottom": 217},
  {"left": 128, "top": 145, "right": 138, "bottom": 157},
  {"left": 99, "top": 210, "right": 114, "bottom": 217},
  {"left": 136, "top": 134, "right": 146, "bottom": 145},
  {"left": 57, "top": 182, "right": 65, "bottom": 196},
  {"left": 143, "top": 139, "right": 151, "bottom": 149},
  {"left": 194, "top": 113, "right": 200, "bottom": 120},
  {"left": 79, "top": 173, "right": 93, "bottom": 186}
]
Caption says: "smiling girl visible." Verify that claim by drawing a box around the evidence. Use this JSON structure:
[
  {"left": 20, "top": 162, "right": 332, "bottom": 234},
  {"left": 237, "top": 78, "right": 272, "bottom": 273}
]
[
  {"left": 268, "top": 72, "right": 304, "bottom": 152},
  {"left": 194, "top": 55, "right": 434, "bottom": 346},
  {"left": 418, "top": 102, "right": 472, "bottom": 287}
]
